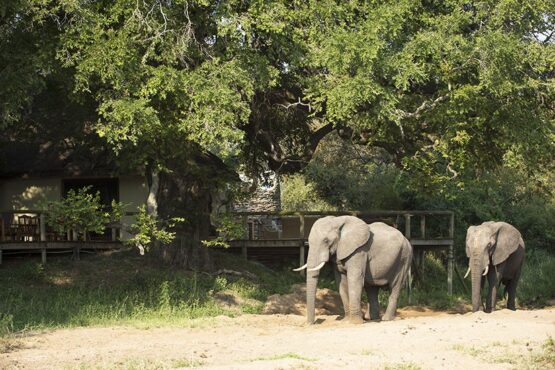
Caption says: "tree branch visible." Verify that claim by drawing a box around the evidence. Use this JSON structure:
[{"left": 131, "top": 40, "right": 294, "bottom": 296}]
[
  {"left": 259, "top": 122, "right": 335, "bottom": 173},
  {"left": 277, "top": 97, "right": 312, "bottom": 112},
  {"left": 400, "top": 95, "right": 450, "bottom": 119}
]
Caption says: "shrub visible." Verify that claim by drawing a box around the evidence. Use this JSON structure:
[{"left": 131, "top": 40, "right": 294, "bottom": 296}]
[
  {"left": 126, "top": 205, "right": 183, "bottom": 254},
  {"left": 41, "top": 186, "right": 125, "bottom": 240}
]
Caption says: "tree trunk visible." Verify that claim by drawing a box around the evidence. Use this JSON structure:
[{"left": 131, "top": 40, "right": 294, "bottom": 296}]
[{"left": 146, "top": 167, "right": 160, "bottom": 218}]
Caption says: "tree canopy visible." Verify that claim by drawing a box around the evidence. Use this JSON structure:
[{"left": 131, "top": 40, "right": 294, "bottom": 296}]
[{"left": 1, "top": 0, "right": 553, "bottom": 198}]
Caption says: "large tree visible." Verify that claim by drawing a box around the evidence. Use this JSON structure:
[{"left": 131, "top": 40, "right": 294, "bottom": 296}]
[
  {"left": 244, "top": 0, "right": 554, "bottom": 185},
  {"left": 2, "top": 0, "right": 553, "bottom": 219}
]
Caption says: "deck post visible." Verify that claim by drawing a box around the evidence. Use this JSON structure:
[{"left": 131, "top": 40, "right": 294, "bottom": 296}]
[
  {"left": 0, "top": 248, "right": 2, "bottom": 265},
  {"left": 39, "top": 213, "right": 46, "bottom": 242},
  {"left": 241, "top": 241, "right": 247, "bottom": 260},
  {"left": 242, "top": 215, "right": 248, "bottom": 240},
  {"left": 447, "top": 212, "right": 455, "bottom": 295},
  {"left": 404, "top": 214, "right": 411, "bottom": 239},
  {"left": 111, "top": 227, "right": 117, "bottom": 241},
  {"left": 298, "top": 213, "right": 305, "bottom": 239},
  {"left": 41, "top": 248, "right": 46, "bottom": 264},
  {"left": 1, "top": 219, "right": 5, "bottom": 241},
  {"left": 404, "top": 213, "right": 412, "bottom": 304},
  {"left": 299, "top": 240, "right": 306, "bottom": 277}
]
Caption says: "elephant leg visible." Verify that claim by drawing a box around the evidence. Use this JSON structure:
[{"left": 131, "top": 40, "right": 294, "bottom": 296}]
[
  {"left": 364, "top": 285, "right": 380, "bottom": 321},
  {"left": 506, "top": 270, "right": 521, "bottom": 311},
  {"left": 335, "top": 270, "right": 350, "bottom": 318},
  {"left": 382, "top": 283, "right": 402, "bottom": 321},
  {"left": 346, "top": 269, "right": 364, "bottom": 324},
  {"left": 486, "top": 268, "right": 500, "bottom": 313}
]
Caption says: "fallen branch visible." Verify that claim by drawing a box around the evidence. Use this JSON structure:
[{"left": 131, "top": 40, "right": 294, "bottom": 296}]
[{"left": 209, "top": 269, "right": 258, "bottom": 280}]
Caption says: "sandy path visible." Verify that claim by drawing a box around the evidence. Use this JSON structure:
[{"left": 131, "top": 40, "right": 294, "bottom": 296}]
[{"left": 1, "top": 308, "right": 554, "bottom": 369}]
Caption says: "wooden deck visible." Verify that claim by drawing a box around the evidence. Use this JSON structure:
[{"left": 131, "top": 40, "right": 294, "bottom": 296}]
[
  {"left": 0, "top": 241, "right": 122, "bottom": 264},
  {"left": 228, "top": 210, "right": 456, "bottom": 297},
  {"left": 0, "top": 209, "right": 123, "bottom": 264}
]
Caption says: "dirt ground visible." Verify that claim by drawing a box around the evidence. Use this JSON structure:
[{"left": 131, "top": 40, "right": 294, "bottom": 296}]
[
  {"left": 2, "top": 285, "right": 555, "bottom": 369},
  {"left": 1, "top": 307, "right": 554, "bottom": 370}
]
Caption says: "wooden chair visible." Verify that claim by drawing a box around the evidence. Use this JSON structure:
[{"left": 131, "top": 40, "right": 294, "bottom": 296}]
[{"left": 16, "top": 215, "right": 39, "bottom": 241}]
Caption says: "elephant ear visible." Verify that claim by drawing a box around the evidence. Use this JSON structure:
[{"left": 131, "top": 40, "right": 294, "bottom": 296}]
[
  {"left": 336, "top": 216, "right": 370, "bottom": 261},
  {"left": 466, "top": 226, "right": 477, "bottom": 258},
  {"left": 491, "top": 222, "right": 521, "bottom": 265}
]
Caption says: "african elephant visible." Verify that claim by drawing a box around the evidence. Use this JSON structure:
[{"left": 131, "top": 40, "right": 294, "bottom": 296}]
[
  {"left": 464, "top": 221, "right": 525, "bottom": 312},
  {"left": 294, "top": 216, "right": 413, "bottom": 324}
]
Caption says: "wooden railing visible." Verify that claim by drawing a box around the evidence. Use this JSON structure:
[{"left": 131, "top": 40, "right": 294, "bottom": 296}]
[
  {"left": 229, "top": 210, "right": 455, "bottom": 296},
  {"left": 0, "top": 210, "right": 123, "bottom": 264}
]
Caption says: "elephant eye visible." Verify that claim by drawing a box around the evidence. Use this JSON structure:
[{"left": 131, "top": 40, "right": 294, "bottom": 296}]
[
  {"left": 323, "top": 237, "right": 329, "bottom": 244},
  {"left": 487, "top": 242, "right": 492, "bottom": 248}
]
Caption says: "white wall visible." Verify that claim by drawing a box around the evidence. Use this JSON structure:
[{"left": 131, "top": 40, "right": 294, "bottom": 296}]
[
  {"left": 0, "top": 178, "right": 61, "bottom": 210},
  {"left": 118, "top": 175, "right": 149, "bottom": 240},
  {"left": 0, "top": 175, "right": 148, "bottom": 241}
]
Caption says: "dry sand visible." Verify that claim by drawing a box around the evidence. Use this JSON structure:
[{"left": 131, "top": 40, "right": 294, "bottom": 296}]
[{"left": 1, "top": 307, "right": 554, "bottom": 369}]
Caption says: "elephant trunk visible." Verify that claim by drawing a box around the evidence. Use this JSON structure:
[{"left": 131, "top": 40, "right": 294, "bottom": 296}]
[
  {"left": 305, "top": 247, "right": 326, "bottom": 324},
  {"left": 306, "top": 270, "right": 319, "bottom": 324},
  {"left": 471, "top": 259, "right": 483, "bottom": 312}
]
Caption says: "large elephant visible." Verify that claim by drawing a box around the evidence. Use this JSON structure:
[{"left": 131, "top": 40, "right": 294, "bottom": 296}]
[
  {"left": 465, "top": 221, "right": 525, "bottom": 312},
  {"left": 294, "top": 216, "right": 413, "bottom": 324}
]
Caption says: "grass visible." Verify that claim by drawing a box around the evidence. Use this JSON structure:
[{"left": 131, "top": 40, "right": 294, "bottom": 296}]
[
  {"left": 397, "top": 253, "right": 469, "bottom": 310},
  {"left": 398, "top": 249, "right": 555, "bottom": 311},
  {"left": 171, "top": 357, "right": 205, "bottom": 368},
  {"left": 452, "top": 337, "right": 555, "bottom": 369},
  {"left": 0, "top": 337, "right": 25, "bottom": 354},
  {"left": 519, "top": 249, "right": 555, "bottom": 307},
  {"left": 0, "top": 249, "right": 303, "bottom": 336},
  {"left": 249, "top": 352, "right": 316, "bottom": 362},
  {"left": 383, "top": 363, "right": 423, "bottom": 370},
  {"left": 1, "top": 246, "right": 554, "bottom": 337}
]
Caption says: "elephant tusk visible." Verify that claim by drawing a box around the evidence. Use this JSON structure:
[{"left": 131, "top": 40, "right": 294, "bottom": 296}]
[
  {"left": 464, "top": 266, "right": 471, "bottom": 279},
  {"left": 307, "top": 261, "right": 326, "bottom": 272},
  {"left": 292, "top": 263, "right": 308, "bottom": 272},
  {"left": 482, "top": 265, "right": 489, "bottom": 276}
]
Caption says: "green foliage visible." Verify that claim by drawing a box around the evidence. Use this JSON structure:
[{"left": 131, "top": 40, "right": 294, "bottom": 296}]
[
  {"left": 201, "top": 213, "right": 246, "bottom": 248},
  {"left": 282, "top": 133, "right": 403, "bottom": 212},
  {"left": 409, "top": 166, "right": 555, "bottom": 255},
  {"left": 0, "top": 251, "right": 303, "bottom": 336},
  {"left": 311, "top": 133, "right": 402, "bottom": 211},
  {"left": 126, "top": 206, "right": 183, "bottom": 254},
  {"left": 519, "top": 250, "right": 555, "bottom": 306},
  {"left": 42, "top": 187, "right": 125, "bottom": 239},
  {"left": 5, "top": 0, "right": 553, "bottom": 189},
  {"left": 397, "top": 253, "right": 468, "bottom": 310},
  {"left": 0, "top": 314, "right": 13, "bottom": 337},
  {"left": 281, "top": 174, "right": 336, "bottom": 212}
]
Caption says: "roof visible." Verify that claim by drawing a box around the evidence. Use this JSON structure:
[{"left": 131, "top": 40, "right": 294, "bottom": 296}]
[
  {"left": 0, "top": 139, "right": 238, "bottom": 182},
  {"left": 0, "top": 140, "right": 115, "bottom": 179}
]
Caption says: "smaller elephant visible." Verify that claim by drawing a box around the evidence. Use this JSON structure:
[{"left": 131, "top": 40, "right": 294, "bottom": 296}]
[
  {"left": 294, "top": 216, "right": 412, "bottom": 324},
  {"left": 465, "top": 221, "right": 525, "bottom": 312}
]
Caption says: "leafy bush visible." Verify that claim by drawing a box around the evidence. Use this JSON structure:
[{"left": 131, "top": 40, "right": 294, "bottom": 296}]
[
  {"left": 126, "top": 205, "right": 183, "bottom": 254},
  {"left": 201, "top": 212, "right": 246, "bottom": 248},
  {"left": 41, "top": 186, "right": 125, "bottom": 240},
  {"left": 519, "top": 249, "right": 555, "bottom": 306},
  {"left": 281, "top": 173, "right": 336, "bottom": 212}
]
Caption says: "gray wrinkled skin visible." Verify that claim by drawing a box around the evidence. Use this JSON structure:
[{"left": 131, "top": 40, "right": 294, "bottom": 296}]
[
  {"left": 466, "top": 221, "right": 525, "bottom": 313},
  {"left": 304, "top": 216, "right": 413, "bottom": 324}
]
